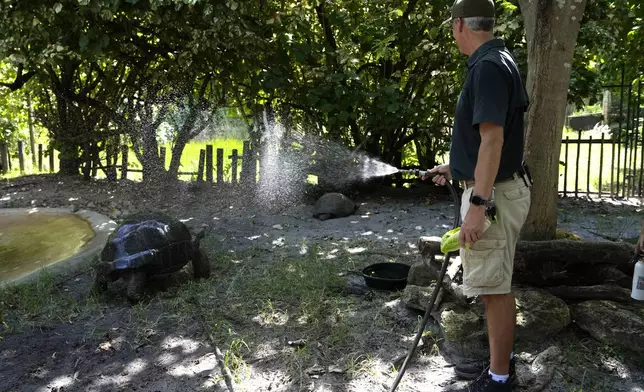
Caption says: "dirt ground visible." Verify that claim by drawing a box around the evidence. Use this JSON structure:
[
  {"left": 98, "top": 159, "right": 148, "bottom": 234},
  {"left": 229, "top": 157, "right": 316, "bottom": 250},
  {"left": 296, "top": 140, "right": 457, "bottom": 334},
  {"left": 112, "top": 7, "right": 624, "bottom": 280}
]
[{"left": 1, "top": 174, "right": 644, "bottom": 392}]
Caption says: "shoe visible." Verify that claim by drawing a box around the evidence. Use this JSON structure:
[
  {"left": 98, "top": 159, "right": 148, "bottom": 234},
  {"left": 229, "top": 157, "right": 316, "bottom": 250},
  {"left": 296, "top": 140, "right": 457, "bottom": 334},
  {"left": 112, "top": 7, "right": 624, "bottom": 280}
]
[
  {"left": 454, "top": 357, "right": 516, "bottom": 383},
  {"left": 450, "top": 371, "right": 513, "bottom": 391}
]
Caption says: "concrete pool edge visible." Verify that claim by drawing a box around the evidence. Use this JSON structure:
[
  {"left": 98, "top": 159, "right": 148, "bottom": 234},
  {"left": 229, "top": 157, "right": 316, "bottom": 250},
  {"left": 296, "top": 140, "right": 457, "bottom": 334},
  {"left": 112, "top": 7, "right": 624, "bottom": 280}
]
[{"left": 0, "top": 207, "right": 117, "bottom": 289}]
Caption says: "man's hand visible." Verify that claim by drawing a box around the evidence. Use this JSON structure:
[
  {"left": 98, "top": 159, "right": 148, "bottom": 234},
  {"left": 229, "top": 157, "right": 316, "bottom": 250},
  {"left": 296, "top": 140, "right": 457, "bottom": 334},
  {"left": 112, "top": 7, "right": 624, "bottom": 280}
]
[
  {"left": 424, "top": 164, "right": 451, "bottom": 186},
  {"left": 460, "top": 204, "right": 487, "bottom": 248}
]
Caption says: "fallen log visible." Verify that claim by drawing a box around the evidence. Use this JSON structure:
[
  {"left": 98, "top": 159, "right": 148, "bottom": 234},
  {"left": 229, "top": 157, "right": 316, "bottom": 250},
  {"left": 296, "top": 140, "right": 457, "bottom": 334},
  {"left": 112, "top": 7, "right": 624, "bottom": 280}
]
[
  {"left": 418, "top": 237, "right": 635, "bottom": 288},
  {"left": 542, "top": 284, "right": 635, "bottom": 303}
]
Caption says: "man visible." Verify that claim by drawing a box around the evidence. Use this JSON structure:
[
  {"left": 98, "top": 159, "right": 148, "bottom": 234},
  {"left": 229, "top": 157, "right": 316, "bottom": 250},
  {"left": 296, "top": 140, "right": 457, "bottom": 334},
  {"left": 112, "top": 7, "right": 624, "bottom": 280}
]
[{"left": 425, "top": 0, "right": 531, "bottom": 391}]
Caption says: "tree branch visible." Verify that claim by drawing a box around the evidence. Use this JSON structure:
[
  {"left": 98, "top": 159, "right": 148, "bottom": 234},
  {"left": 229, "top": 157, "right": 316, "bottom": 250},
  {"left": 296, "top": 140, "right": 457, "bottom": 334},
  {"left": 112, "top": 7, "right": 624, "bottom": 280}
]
[{"left": 0, "top": 65, "right": 37, "bottom": 91}]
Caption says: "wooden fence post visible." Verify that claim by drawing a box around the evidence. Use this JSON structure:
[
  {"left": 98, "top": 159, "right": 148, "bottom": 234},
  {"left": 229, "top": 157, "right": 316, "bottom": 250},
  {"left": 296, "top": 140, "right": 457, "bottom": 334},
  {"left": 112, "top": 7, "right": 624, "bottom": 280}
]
[
  {"left": 38, "top": 144, "right": 43, "bottom": 172},
  {"left": 574, "top": 131, "right": 581, "bottom": 198},
  {"left": 49, "top": 146, "right": 54, "bottom": 173},
  {"left": 17, "top": 141, "right": 25, "bottom": 172},
  {"left": 197, "top": 149, "right": 205, "bottom": 182},
  {"left": 587, "top": 136, "right": 592, "bottom": 197},
  {"left": 106, "top": 144, "right": 117, "bottom": 181},
  {"left": 159, "top": 147, "right": 166, "bottom": 169},
  {"left": 121, "top": 145, "right": 128, "bottom": 180},
  {"left": 243, "top": 141, "right": 257, "bottom": 184},
  {"left": 216, "top": 148, "right": 224, "bottom": 183},
  {"left": 563, "top": 137, "right": 569, "bottom": 197},
  {"left": 0, "top": 142, "right": 8, "bottom": 174},
  {"left": 206, "top": 145, "right": 213, "bottom": 183},
  {"left": 598, "top": 133, "right": 604, "bottom": 198},
  {"left": 241, "top": 141, "right": 251, "bottom": 185},
  {"left": 230, "top": 149, "right": 238, "bottom": 184}
]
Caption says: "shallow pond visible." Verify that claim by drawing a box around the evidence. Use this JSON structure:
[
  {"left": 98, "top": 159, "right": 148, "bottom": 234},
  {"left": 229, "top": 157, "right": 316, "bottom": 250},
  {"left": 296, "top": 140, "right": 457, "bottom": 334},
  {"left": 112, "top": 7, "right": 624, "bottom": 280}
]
[{"left": 0, "top": 212, "right": 95, "bottom": 284}]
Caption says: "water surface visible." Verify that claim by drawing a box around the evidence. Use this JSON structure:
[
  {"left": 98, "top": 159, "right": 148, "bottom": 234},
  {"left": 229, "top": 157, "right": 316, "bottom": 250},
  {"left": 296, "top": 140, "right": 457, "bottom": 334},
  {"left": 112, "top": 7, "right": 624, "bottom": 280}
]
[{"left": 0, "top": 213, "right": 95, "bottom": 284}]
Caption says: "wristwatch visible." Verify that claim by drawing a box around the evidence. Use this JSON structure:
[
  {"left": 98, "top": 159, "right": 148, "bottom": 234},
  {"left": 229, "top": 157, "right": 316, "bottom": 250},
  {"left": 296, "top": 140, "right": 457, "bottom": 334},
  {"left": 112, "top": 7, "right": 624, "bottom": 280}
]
[{"left": 470, "top": 194, "right": 487, "bottom": 206}]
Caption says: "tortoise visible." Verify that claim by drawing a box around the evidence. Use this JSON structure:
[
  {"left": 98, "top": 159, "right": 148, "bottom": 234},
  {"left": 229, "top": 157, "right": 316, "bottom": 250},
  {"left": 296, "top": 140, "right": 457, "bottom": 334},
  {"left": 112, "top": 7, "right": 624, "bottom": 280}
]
[
  {"left": 312, "top": 192, "right": 358, "bottom": 221},
  {"left": 93, "top": 211, "right": 210, "bottom": 302}
]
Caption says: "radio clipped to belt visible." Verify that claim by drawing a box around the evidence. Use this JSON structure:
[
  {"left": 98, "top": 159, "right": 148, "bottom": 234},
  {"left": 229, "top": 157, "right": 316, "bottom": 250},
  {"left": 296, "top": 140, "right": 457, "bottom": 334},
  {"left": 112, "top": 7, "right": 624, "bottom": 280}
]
[
  {"left": 483, "top": 188, "right": 498, "bottom": 223},
  {"left": 519, "top": 160, "right": 533, "bottom": 188}
]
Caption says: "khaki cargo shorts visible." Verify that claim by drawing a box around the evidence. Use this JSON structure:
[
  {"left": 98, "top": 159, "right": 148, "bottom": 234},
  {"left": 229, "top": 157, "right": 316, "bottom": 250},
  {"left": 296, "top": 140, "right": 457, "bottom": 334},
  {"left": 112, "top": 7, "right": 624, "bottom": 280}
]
[{"left": 458, "top": 175, "right": 531, "bottom": 297}]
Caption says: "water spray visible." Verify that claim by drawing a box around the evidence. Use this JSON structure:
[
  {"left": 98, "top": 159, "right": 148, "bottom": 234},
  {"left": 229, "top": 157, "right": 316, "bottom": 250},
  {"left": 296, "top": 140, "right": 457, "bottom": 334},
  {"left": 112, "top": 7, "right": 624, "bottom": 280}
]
[{"left": 387, "top": 168, "right": 461, "bottom": 392}]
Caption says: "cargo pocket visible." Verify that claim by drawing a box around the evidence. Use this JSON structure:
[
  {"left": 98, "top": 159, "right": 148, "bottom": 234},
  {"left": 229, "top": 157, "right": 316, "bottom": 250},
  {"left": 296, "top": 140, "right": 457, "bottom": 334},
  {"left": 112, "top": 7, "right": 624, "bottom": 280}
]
[
  {"left": 502, "top": 185, "right": 530, "bottom": 201},
  {"left": 462, "top": 238, "right": 507, "bottom": 287}
]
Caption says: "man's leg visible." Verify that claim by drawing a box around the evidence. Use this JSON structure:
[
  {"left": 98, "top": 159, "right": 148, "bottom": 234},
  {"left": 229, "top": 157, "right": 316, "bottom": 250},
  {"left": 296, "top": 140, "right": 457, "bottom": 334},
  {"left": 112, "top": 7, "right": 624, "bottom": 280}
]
[
  {"left": 481, "top": 293, "right": 515, "bottom": 376},
  {"left": 453, "top": 177, "right": 530, "bottom": 390}
]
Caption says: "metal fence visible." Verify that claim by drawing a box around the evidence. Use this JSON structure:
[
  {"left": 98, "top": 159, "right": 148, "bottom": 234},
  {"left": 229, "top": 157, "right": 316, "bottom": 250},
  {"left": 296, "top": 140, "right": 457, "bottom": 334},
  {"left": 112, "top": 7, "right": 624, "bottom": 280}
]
[{"left": 559, "top": 71, "right": 643, "bottom": 199}]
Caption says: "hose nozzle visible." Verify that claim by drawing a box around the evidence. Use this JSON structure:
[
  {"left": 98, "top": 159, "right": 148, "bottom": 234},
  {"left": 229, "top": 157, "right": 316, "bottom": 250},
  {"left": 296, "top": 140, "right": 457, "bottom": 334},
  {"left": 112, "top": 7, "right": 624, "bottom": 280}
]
[{"left": 399, "top": 168, "right": 430, "bottom": 177}]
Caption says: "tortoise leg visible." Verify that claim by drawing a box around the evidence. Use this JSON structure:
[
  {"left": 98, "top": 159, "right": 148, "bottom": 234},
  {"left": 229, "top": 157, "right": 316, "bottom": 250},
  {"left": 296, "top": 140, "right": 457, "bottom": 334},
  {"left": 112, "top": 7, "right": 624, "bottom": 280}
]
[
  {"left": 92, "top": 272, "right": 108, "bottom": 293},
  {"left": 191, "top": 249, "right": 211, "bottom": 280},
  {"left": 92, "top": 268, "right": 116, "bottom": 294},
  {"left": 125, "top": 271, "right": 147, "bottom": 303}
]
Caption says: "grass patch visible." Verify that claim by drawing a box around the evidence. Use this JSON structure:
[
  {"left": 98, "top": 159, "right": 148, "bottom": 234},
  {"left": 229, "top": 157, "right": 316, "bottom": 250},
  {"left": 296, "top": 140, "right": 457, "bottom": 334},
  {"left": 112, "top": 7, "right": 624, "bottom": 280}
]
[
  {"left": 0, "top": 267, "right": 99, "bottom": 336},
  {"left": 155, "top": 242, "right": 405, "bottom": 385},
  {"left": 0, "top": 239, "right": 425, "bottom": 387},
  {"left": 557, "top": 334, "right": 644, "bottom": 392}
]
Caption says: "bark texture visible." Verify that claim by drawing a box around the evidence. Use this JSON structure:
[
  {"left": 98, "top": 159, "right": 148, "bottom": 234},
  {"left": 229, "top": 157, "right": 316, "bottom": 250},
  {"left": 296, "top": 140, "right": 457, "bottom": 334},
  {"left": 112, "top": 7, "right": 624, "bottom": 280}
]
[{"left": 518, "top": 0, "right": 589, "bottom": 240}]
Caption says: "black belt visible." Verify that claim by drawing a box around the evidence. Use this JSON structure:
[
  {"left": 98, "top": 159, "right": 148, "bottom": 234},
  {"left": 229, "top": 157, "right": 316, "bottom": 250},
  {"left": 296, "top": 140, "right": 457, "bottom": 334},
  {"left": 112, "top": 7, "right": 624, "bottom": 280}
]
[{"left": 459, "top": 161, "right": 533, "bottom": 189}]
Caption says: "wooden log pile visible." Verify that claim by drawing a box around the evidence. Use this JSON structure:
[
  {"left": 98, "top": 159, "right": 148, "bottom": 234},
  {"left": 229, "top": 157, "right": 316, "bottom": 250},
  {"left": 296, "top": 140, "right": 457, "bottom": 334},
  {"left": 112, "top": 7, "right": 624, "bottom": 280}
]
[{"left": 418, "top": 237, "right": 637, "bottom": 303}]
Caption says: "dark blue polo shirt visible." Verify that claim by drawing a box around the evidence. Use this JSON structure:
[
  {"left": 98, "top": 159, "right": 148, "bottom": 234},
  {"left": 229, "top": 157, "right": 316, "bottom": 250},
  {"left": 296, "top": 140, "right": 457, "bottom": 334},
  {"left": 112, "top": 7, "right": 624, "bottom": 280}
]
[{"left": 449, "top": 38, "right": 529, "bottom": 182}]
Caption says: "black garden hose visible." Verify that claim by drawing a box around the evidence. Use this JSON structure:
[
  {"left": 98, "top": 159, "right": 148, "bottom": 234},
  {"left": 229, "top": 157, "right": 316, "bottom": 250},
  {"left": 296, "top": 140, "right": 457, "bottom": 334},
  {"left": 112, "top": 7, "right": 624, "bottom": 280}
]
[{"left": 388, "top": 174, "right": 461, "bottom": 392}]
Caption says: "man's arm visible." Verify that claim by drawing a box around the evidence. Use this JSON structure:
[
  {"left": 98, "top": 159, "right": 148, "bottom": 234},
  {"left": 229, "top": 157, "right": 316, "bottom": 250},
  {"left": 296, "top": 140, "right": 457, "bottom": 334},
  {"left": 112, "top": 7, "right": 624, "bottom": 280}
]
[
  {"left": 470, "top": 60, "right": 510, "bottom": 202},
  {"left": 473, "top": 123, "right": 504, "bottom": 202}
]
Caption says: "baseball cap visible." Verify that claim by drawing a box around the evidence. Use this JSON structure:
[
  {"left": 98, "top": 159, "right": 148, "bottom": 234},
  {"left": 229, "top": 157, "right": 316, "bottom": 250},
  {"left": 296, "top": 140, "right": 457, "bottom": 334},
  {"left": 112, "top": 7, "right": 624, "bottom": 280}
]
[{"left": 441, "top": 0, "right": 495, "bottom": 26}]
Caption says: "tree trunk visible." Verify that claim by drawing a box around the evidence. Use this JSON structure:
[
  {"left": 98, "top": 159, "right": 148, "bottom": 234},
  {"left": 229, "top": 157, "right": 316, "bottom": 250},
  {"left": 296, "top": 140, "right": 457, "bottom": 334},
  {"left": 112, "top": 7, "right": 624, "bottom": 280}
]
[
  {"left": 57, "top": 144, "right": 81, "bottom": 176},
  {"left": 518, "top": 0, "right": 588, "bottom": 240},
  {"left": 139, "top": 125, "right": 166, "bottom": 182},
  {"left": 167, "top": 137, "right": 189, "bottom": 179},
  {"left": 27, "top": 92, "right": 36, "bottom": 168}
]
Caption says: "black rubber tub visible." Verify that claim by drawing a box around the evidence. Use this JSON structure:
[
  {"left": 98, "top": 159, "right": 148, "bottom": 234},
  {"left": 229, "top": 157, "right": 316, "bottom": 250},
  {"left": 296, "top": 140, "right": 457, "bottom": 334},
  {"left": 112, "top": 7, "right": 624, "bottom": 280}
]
[{"left": 362, "top": 262, "right": 411, "bottom": 291}]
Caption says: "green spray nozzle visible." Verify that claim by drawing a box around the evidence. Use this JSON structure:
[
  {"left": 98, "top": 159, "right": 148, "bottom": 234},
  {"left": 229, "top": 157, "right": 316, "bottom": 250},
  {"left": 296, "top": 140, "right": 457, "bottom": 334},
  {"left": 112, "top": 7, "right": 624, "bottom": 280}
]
[
  {"left": 441, "top": 227, "right": 462, "bottom": 254},
  {"left": 440, "top": 219, "right": 493, "bottom": 255}
]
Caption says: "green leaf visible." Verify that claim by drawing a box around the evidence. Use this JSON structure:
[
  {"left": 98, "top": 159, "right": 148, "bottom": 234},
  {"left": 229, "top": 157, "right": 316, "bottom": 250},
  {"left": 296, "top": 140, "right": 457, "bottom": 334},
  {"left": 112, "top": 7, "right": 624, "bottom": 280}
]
[
  {"left": 79, "top": 34, "right": 89, "bottom": 49},
  {"left": 54, "top": 3, "right": 63, "bottom": 13}
]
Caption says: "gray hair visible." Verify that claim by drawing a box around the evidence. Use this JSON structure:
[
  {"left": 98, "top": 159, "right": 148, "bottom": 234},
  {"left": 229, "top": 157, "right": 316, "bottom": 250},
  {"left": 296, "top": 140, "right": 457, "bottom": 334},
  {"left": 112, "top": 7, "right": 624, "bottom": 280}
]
[{"left": 462, "top": 16, "right": 494, "bottom": 32}]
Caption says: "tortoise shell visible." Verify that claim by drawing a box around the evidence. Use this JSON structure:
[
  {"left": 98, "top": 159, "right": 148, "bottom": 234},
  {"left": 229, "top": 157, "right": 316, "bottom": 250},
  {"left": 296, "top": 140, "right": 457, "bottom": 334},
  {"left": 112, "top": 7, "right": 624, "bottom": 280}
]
[{"left": 99, "top": 212, "right": 195, "bottom": 274}]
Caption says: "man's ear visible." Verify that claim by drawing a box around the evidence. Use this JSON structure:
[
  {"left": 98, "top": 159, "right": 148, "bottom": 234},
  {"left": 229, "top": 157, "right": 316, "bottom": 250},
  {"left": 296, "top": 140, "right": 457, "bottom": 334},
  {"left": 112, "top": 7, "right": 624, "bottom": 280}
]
[{"left": 455, "top": 17, "right": 464, "bottom": 33}]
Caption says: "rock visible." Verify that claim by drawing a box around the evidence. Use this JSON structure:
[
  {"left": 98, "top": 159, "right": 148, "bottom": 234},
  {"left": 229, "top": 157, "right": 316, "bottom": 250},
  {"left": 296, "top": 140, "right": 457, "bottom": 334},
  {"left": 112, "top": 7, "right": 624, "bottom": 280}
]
[
  {"left": 87, "top": 202, "right": 96, "bottom": 208},
  {"left": 570, "top": 300, "right": 644, "bottom": 351},
  {"left": 432, "top": 301, "right": 489, "bottom": 360},
  {"left": 514, "top": 288, "right": 571, "bottom": 341},
  {"left": 407, "top": 260, "right": 438, "bottom": 286},
  {"left": 312, "top": 192, "right": 357, "bottom": 221},
  {"left": 516, "top": 346, "right": 563, "bottom": 392},
  {"left": 429, "top": 288, "right": 570, "bottom": 361},
  {"left": 400, "top": 284, "right": 443, "bottom": 313}
]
